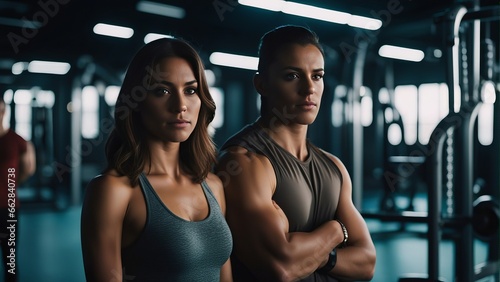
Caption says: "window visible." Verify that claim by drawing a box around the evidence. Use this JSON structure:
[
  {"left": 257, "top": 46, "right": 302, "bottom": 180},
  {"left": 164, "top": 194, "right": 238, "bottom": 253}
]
[
  {"left": 394, "top": 85, "right": 418, "bottom": 145},
  {"left": 331, "top": 85, "right": 347, "bottom": 127},
  {"left": 81, "top": 86, "right": 99, "bottom": 139},
  {"left": 36, "top": 90, "right": 55, "bottom": 108},
  {"left": 360, "top": 86, "right": 373, "bottom": 127},
  {"left": 387, "top": 123, "right": 402, "bottom": 145},
  {"left": 13, "top": 89, "right": 33, "bottom": 140},
  {"left": 418, "top": 83, "right": 448, "bottom": 144},
  {"left": 209, "top": 87, "right": 224, "bottom": 129},
  {"left": 104, "top": 85, "right": 120, "bottom": 107},
  {"left": 2, "top": 90, "right": 13, "bottom": 130},
  {"left": 478, "top": 81, "right": 496, "bottom": 146},
  {"left": 104, "top": 85, "right": 120, "bottom": 117}
]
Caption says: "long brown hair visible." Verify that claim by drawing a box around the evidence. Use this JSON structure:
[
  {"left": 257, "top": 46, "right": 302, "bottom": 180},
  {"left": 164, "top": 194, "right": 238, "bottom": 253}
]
[{"left": 105, "top": 38, "right": 216, "bottom": 186}]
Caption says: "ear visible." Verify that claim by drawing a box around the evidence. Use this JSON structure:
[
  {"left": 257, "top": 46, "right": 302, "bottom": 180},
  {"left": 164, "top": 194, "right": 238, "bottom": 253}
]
[{"left": 253, "top": 72, "right": 267, "bottom": 97}]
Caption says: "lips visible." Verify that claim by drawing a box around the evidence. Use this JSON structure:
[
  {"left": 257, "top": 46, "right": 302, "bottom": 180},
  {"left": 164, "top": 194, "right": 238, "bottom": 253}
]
[
  {"left": 298, "top": 101, "right": 317, "bottom": 107},
  {"left": 168, "top": 119, "right": 190, "bottom": 124}
]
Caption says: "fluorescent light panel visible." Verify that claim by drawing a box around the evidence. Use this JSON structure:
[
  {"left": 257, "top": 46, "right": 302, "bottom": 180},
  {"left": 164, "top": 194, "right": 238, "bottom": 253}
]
[
  {"left": 12, "top": 62, "right": 27, "bottom": 75},
  {"left": 209, "top": 52, "right": 258, "bottom": 70},
  {"left": 238, "top": 0, "right": 284, "bottom": 12},
  {"left": 348, "top": 15, "right": 382, "bottom": 30},
  {"left": 282, "top": 1, "right": 350, "bottom": 24},
  {"left": 27, "top": 60, "right": 71, "bottom": 75},
  {"left": 378, "top": 45, "right": 425, "bottom": 62},
  {"left": 136, "top": 1, "right": 185, "bottom": 19},
  {"left": 238, "top": 0, "right": 381, "bottom": 30},
  {"left": 93, "top": 23, "right": 134, "bottom": 39},
  {"left": 144, "top": 33, "right": 174, "bottom": 44}
]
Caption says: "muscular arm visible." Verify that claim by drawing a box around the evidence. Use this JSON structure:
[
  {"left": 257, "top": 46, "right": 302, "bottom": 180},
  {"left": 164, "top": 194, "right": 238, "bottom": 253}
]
[
  {"left": 326, "top": 155, "right": 376, "bottom": 281},
  {"left": 215, "top": 148, "right": 341, "bottom": 282},
  {"left": 206, "top": 173, "right": 233, "bottom": 282},
  {"left": 18, "top": 141, "right": 35, "bottom": 184},
  {"left": 80, "top": 175, "right": 131, "bottom": 282}
]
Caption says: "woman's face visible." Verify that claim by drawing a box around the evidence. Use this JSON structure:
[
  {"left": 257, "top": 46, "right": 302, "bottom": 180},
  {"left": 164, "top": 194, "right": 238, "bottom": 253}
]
[
  {"left": 140, "top": 57, "right": 201, "bottom": 143},
  {"left": 259, "top": 43, "right": 324, "bottom": 125}
]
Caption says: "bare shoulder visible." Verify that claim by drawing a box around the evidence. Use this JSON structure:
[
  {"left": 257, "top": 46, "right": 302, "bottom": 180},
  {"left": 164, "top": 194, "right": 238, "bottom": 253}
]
[
  {"left": 205, "top": 172, "right": 223, "bottom": 195},
  {"left": 86, "top": 171, "right": 131, "bottom": 191},
  {"left": 217, "top": 146, "right": 272, "bottom": 173},
  {"left": 83, "top": 170, "right": 135, "bottom": 206},
  {"left": 215, "top": 145, "right": 276, "bottom": 201}
]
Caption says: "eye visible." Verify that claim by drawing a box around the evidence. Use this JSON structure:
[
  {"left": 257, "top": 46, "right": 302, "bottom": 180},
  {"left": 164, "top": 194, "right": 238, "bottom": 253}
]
[
  {"left": 153, "top": 88, "right": 169, "bottom": 96},
  {"left": 312, "top": 73, "right": 324, "bottom": 81},
  {"left": 185, "top": 88, "right": 198, "bottom": 95},
  {"left": 285, "top": 73, "right": 299, "bottom": 81}
]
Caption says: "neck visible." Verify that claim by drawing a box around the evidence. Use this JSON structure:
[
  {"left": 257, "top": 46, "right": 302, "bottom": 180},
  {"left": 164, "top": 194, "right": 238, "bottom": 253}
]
[
  {"left": 257, "top": 117, "right": 309, "bottom": 161},
  {"left": 144, "top": 140, "right": 183, "bottom": 178}
]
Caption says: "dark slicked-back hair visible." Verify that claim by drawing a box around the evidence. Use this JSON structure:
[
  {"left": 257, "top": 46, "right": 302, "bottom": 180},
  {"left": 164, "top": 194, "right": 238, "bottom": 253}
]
[
  {"left": 105, "top": 37, "right": 216, "bottom": 186},
  {"left": 257, "top": 25, "right": 324, "bottom": 75}
]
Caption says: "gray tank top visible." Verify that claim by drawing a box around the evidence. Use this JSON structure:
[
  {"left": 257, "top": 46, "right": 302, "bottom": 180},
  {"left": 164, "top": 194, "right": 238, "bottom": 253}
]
[
  {"left": 221, "top": 122, "right": 342, "bottom": 281},
  {"left": 121, "top": 173, "right": 233, "bottom": 281}
]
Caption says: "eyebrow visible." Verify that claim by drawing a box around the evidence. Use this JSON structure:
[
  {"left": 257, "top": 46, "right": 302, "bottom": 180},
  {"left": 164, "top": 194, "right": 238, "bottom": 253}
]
[
  {"left": 156, "top": 80, "right": 198, "bottom": 86},
  {"left": 283, "top": 66, "right": 325, "bottom": 72}
]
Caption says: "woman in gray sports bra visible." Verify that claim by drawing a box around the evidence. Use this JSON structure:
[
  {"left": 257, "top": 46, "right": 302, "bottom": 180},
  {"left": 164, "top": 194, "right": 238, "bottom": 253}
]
[{"left": 81, "top": 38, "right": 233, "bottom": 281}]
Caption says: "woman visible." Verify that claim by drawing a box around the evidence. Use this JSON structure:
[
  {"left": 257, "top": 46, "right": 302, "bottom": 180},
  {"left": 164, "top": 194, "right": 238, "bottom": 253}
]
[
  {"left": 215, "top": 25, "right": 376, "bottom": 281},
  {"left": 81, "top": 38, "right": 233, "bottom": 282}
]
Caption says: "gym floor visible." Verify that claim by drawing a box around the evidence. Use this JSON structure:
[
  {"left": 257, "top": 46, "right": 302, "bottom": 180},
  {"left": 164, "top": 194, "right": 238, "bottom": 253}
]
[{"left": 0, "top": 188, "right": 494, "bottom": 282}]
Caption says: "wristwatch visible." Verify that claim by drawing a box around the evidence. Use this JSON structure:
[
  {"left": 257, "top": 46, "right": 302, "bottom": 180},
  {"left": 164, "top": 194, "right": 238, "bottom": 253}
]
[
  {"left": 318, "top": 248, "right": 337, "bottom": 274},
  {"left": 336, "top": 220, "right": 348, "bottom": 247}
]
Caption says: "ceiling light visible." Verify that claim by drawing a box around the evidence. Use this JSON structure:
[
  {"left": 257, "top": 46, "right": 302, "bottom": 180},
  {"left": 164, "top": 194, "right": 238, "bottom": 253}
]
[
  {"left": 93, "top": 23, "right": 134, "bottom": 39},
  {"left": 27, "top": 60, "right": 71, "bottom": 75},
  {"left": 378, "top": 45, "right": 425, "bottom": 62},
  {"left": 209, "top": 52, "right": 258, "bottom": 70},
  {"left": 238, "top": 0, "right": 284, "bottom": 12},
  {"left": 12, "top": 62, "right": 27, "bottom": 75},
  {"left": 282, "top": 1, "right": 350, "bottom": 24},
  {"left": 238, "top": 0, "right": 381, "bottom": 30},
  {"left": 136, "top": 1, "right": 185, "bottom": 19},
  {"left": 348, "top": 15, "right": 382, "bottom": 30},
  {"left": 144, "top": 33, "right": 174, "bottom": 44}
]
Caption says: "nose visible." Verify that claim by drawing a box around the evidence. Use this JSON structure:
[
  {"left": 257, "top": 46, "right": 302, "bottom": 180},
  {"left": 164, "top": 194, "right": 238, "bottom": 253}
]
[
  {"left": 169, "top": 93, "right": 187, "bottom": 113},
  {"left": 300, "top": 77, "right": 315, "bottom": 96}
]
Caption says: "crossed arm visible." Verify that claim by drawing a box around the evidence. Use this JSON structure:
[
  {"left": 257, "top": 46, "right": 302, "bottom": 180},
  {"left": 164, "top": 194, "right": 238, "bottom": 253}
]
[
  {"left": 216, "top": 147, "right": 342, "bottom": 281},
  {"left": 216, "top": 147, "right": 376, "bottom": 281},
  {"left": 324, "top": 154, "right": 376, "bottom": 281}
]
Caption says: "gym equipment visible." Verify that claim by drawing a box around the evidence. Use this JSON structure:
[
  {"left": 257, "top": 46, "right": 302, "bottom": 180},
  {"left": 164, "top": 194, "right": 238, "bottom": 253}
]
[
  {"left": 473, "top": 195, "right": 500, "bottom": 241},
  {"left": 363, "top": 4, "right": 500, "bottom": 281}
]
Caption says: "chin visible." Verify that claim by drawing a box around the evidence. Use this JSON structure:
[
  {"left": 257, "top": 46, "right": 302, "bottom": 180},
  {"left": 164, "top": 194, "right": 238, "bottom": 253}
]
[{"left": 294, "top": 113, "right": 318, "bottom": 125}]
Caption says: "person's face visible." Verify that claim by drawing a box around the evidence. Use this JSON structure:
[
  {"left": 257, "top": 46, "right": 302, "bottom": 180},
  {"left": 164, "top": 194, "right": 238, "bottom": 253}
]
[
  {"left": 258, "top": 43, "right": 325, "bottom": 125},
  {"left": 139, "top": 57, "right": 201, "bottom": 143}
]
